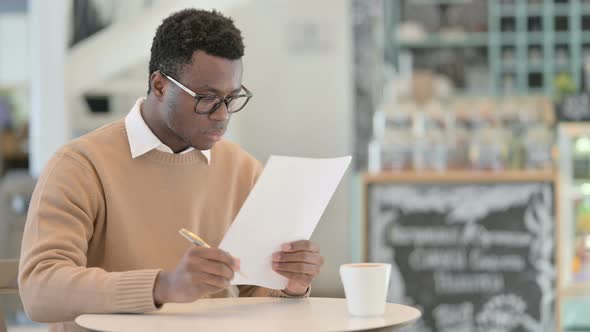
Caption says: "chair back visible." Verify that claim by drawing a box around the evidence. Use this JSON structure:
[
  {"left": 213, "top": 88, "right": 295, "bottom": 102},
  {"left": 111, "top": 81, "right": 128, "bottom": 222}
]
[
  {"left": 0, "top": 171, "right": 36, "bottom": 258},
  {"left": 0, "top": 259, "right": 19, "bottom": 332},
  {"left": 0, "top": 171, "right": 35, "bottom": 332}
]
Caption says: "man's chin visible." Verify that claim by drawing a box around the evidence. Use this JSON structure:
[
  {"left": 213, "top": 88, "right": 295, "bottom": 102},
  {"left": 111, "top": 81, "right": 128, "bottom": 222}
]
[{"left": 193, "top": 139, "right": 218, "bottom": 151}]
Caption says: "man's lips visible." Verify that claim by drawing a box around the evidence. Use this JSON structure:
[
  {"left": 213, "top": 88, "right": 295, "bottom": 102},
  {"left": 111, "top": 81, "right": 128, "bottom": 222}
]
[
  {"left": 205, "top": 129, "right": 225, "bottom": 141},
  {"left": 207, "top": 129, "right": 224, "bottom": 135}
]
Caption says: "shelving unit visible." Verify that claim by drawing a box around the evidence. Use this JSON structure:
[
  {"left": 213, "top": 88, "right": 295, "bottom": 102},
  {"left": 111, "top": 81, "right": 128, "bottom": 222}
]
[
  {"left": 387, "top": 0, "right": 590, "bottom": 96},
  {"left": 557, "top": 122, "right": 590, "bottom": 330},
  {"left": 490, "top": 1, "right": 584, "bottom": 96}
]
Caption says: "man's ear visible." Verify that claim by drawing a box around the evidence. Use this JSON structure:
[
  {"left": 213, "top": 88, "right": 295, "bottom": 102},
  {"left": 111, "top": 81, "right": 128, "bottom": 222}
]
[{"left": 150, "top": 72, "right": 167, "bottom": 100}]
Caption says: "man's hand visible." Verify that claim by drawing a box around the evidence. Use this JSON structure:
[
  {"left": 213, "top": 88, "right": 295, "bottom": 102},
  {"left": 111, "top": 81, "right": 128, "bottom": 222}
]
[
  {"left": 272, "top": 240, "right": 324, "bottom": 296},
  {"left": 153, "top": 247, "right": 239, "bottom": 305}
]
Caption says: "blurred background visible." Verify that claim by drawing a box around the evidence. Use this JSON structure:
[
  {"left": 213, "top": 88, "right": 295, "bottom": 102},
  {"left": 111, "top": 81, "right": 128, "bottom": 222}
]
[{"left": 2, "top": 0, "right": 590, "bottom": 331}]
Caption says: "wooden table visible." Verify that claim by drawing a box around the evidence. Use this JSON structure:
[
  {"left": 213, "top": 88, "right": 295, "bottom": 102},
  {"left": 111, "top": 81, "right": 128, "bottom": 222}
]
[{"left": 75, "top": 297, "right": 421, "bottom": 332}]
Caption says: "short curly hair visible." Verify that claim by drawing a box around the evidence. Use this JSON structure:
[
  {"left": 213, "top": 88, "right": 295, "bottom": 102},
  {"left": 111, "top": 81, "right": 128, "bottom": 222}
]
[{"left": 147, "top": 9, "right": 244, "bottom": 93}]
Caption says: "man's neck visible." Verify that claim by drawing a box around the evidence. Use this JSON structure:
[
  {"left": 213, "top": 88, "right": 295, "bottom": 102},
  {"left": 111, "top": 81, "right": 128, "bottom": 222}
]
[{"left": 141, "top": 96, "right": 192, "bottom": 153}]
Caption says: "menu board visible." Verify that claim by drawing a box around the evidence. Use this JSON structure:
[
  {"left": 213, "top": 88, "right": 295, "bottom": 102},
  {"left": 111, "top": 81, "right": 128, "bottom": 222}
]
[{"left": 368, "top": 182, "right": 555, "bottom": 332}]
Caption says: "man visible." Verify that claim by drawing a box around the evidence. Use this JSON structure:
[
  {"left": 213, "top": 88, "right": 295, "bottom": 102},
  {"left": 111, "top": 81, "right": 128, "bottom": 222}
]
[{"left": 18, "top": 9, "right": 324, "bottom": 331}]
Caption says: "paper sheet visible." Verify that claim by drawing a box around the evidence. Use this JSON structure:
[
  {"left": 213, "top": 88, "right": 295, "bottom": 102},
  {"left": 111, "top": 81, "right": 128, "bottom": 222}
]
[{"left": 219, "top": 155, "right": 351, "bottom": 290}]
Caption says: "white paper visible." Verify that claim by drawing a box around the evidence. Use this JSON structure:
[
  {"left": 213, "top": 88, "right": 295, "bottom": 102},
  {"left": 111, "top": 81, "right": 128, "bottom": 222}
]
[{"left": 219, "top": 155, "right": 351, "bottom": 290}]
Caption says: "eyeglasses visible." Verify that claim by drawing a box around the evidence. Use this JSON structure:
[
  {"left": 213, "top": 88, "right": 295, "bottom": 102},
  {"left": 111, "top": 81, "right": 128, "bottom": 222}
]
[{"left": 160, "top": 71, "right": 253, "bottom": 115}]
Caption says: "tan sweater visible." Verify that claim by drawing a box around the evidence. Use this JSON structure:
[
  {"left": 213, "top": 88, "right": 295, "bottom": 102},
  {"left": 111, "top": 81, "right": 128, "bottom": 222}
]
[{"left": 18, "top": 120, "right": 306, "bottom": 332}]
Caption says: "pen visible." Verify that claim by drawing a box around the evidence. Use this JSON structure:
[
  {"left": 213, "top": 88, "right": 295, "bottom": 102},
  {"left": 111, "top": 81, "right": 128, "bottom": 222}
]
[{"left": 178, "top": 228, "right": 247, "bottom": 278}]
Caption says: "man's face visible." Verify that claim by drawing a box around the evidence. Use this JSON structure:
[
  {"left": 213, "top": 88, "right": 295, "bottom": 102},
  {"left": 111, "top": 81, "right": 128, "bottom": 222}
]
[{"left": 160, "top": 51, "right": 243, "bottom": 150}]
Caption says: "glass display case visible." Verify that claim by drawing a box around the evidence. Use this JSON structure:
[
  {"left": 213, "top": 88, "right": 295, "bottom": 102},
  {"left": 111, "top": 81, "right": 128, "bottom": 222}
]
[
  {"left": 558, "top": 123, "right": 590, "bottom": 289},
  {"left": 557, "top": 123, "right": 590, "bottom": 330}
]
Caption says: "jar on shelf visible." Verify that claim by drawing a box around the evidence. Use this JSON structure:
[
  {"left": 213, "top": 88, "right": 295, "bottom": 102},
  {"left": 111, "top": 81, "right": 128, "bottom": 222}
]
[
  {"left": 368, "top": 106, "right": 414, "bottom": 172},
  {"left": 448, "top": 99, "right": 471, "bottom": 169},
  {"left": 381, "top": 129, "right": 413, "bottom": 171},
  {"left": 469, "top": 126, "right": 509, "bottom": 171},
  {"left": 389, "top": 107, "right": 414, "bottom": 171},
  {"left": 425, "top": 128, "right": 448, "bottom": 171},
  {"left": 423, "top": 102, "right": 448, "bottom": 171},
  {"left": 368, "top": 110, "right": 386, "bottom": 173},
  {"left": 412, "top": 111, "right": 427, "bottom": 171},
  {"left": 523, "top": 126, "right": 554, "bottom": 170}
]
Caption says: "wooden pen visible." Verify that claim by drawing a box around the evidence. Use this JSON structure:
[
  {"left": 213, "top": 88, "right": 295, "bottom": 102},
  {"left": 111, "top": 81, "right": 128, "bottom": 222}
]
[{"left": 178, "top": 228, "right": 247, "bottom": 278}]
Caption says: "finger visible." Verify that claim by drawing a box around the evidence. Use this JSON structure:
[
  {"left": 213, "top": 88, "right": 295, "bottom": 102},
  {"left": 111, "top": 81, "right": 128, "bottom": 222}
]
[
  {"left": 272, "top": 262, "right": 319, "bottom": 275},
  {"left": 188, "top": 247, "right": 238, "bottom": 270},
  {"left": 274, "top": 270, "right": 313, "bottom": 285},
  {"left": 272, "top": 251, "right": 323, "bottom": 265},
  {"left": 234, "top": 257, "right": 241, "bottom": 270},
  {"left": 191, "top": 279, "right": 220, "bottom": 295},
  {"left": 281, "top": 240, "right": 320, "bottom": 253},
  {"left": 189, "top": 257, "right": 235, "bottom": 280},
  {"left": 192, "top": 270, "right": 231, "bottom": 290}
]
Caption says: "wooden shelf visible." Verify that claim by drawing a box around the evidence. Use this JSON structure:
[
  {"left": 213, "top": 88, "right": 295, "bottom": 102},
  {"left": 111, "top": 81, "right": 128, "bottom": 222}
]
[
  {"left": 363, "top": 169, "right": 556, "bottom": 184},
  {"left": 560, "top": 283, "right": 590, "bottom": 298},
  {"left": 560, "top": 122, "right": 590, "bottom": 136},
  {"left": 397, "top": 33, "right": 488, "bottom": 48}
]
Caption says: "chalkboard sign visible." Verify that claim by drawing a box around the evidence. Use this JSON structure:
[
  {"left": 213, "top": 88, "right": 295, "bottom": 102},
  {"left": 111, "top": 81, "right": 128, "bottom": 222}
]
[{"left": 368, "top": 181, "right": 555, "bottom": 332}]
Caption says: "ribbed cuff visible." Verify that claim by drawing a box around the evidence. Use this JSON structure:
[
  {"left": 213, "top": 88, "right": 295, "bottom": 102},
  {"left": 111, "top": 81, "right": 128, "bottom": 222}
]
[{"left": 113, "top": 269, "right": 161, "bottom": 313}]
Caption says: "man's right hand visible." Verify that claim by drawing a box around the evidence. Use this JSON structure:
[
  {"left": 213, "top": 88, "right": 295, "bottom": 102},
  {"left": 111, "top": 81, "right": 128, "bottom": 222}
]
[{"left": 153, "top": 247, "right": 239, "bottom": 305}]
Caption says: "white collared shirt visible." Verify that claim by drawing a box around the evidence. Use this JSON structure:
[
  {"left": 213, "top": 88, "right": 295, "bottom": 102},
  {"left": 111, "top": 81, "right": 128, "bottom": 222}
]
[{"left": 125, "top": 98, "right": 211, "bottom": 163}]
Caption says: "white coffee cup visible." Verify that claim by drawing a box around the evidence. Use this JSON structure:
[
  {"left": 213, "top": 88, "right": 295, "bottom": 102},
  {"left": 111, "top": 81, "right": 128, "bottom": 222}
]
[{"left": 339, "top": 263, "right": 391, "bottom": 316}]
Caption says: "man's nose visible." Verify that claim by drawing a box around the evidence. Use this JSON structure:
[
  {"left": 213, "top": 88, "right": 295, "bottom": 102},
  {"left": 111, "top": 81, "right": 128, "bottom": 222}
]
[{"left": 209, "top": 102, "right": 230, "bottom": 121}]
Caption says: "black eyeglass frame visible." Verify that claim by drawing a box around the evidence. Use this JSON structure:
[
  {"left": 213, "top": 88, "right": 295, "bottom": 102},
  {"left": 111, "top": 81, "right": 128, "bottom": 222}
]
[{"left": 160, "top": 71, "right": 253, "bottom": 115}]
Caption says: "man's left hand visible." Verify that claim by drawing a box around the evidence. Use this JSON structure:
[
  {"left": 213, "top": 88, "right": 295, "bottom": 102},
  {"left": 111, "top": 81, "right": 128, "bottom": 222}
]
[{"left": 272, "top": 240, "right": 324, "bottom": 296}]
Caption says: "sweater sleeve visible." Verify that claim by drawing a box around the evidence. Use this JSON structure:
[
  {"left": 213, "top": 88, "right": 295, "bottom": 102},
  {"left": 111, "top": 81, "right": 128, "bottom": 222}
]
[{"left": 18, "top": 152, "right": 160, "bottom": 323}]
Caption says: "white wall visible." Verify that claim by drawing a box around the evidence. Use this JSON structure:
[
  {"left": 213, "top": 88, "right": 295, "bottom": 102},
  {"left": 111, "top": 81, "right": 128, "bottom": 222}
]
[
  {"left": 229, "top": 0, "right": 353, "bottom": 297},
  {"left": 0, "top": 13, "right": 29, "bottom": 86},
  {"left": 29, "top": 0, "right": 70, "bottom": 178},
  {"left": 0, "top": 13, "right": 30, "bottom": 128}
]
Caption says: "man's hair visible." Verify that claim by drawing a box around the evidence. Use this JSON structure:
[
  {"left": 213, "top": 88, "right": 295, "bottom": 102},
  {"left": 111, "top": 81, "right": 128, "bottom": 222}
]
[{"left": 148, "top": 9, "right": 244, "bottom": 93}]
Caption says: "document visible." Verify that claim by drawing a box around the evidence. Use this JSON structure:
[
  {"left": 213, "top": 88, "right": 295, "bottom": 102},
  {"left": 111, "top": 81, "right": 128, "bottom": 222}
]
[{"left": 219, "top": 155, "right": 351, "bottom": 290}]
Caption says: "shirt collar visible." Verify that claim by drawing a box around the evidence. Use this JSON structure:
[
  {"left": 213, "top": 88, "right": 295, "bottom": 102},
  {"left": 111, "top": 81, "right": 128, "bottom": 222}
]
[{"left": 125, "top": 98, "right": 211, "bottom": 163}]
